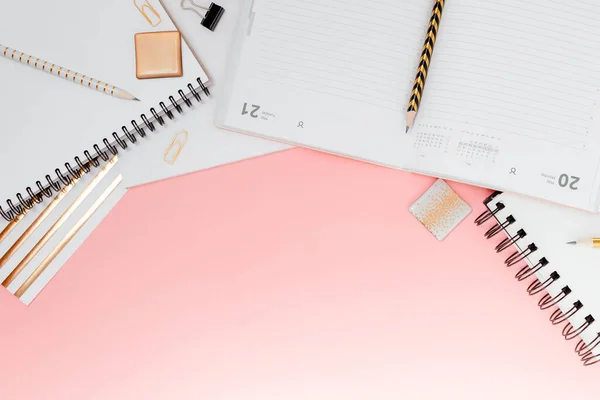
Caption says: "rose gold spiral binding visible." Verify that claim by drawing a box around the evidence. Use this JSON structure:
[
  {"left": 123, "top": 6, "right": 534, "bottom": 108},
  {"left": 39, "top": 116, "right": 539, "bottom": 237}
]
[
  {"left": 505, "top": 243, "right": 537, "bottom": 267},
  {"left": 485, "top": 215, "right": 515, "bottom": 239},
  {"left": 515, "top": 257, "right": 548, "bottom": 281},
  {"left": 563, "top": 315, "right": 595, "bottom": 340},
  {"left": 576, "top": 333, "right": 600, "bottom": 356},
  {"left": 550, "top": 301, "right": 582, "bottom": 325},
  {"left": 526, "top": 271, "right": 559, "bottom": 296},
  {"left": 538, "top": 286, "right": 571, "bottom": 310},
  {"left": 582, "top": 351, "right": 600, "bottom": 366},
  {"left": 475, "top": 202, "right": 505, "bottom": 226},
  {"left": 476, "top": 191, "right": 597, "bottom": 366},
  {"left": 0, "top": 78, "right": 210, "bottom": 221},
  {"left": 496, "top": 228, "right": 526, "bottom": 253},
  {"left": 576, "top": 334, "right": 600, "bottom": 366}
]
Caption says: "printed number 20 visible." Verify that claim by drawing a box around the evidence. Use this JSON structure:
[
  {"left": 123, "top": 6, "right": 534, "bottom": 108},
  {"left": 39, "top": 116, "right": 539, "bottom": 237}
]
[
  {"left": 242, "top": 103, "right": 260, "bottom": 118},
  {"left": 558, "top": 174, "right": 580, "bottom": 190}
]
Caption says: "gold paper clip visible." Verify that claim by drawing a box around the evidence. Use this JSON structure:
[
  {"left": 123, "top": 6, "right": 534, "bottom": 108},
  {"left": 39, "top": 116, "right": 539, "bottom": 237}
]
[
  {"left": 133, "top": 0, "right": 163, "bottom": 27},
  {"left": 164, "top": 130, "right": 189, "bottom": 164}
]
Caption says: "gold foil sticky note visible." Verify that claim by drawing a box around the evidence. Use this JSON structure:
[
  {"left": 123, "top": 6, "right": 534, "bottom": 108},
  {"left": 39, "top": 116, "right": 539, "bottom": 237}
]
[
  {"left": 409, "top": 179, "right": 472, "bottom": 241},
  {"left": 135, "top": 31, "right": 183, "bottom": 79}
]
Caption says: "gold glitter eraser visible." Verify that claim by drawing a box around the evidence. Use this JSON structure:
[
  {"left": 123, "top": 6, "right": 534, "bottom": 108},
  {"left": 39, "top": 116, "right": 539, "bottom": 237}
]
[
  {"left": 135, "top": 31, "right": 183, "bottom": 79},
  {"left": 409, "top": 179, "right": 472, "bottom": 241}
]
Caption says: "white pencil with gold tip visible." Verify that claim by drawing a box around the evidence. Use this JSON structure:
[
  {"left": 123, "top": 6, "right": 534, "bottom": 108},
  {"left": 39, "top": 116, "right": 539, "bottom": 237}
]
[
  {"left": 0, "top": 44, "right": 139, "bottom": 101},
  {"left": 566, "top": 238, "right": 600, "bottom": 248}
]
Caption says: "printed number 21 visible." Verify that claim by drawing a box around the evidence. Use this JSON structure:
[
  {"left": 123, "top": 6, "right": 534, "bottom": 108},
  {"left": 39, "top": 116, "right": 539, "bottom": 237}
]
[{"left": 242, "top": 103, "right": 260, "bottom": 118}]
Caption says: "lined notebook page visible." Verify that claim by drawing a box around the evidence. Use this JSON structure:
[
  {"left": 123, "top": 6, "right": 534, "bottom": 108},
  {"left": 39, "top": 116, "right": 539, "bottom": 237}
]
[
  {"left": 247, "top": 0, "right": 431, "bottom": 110},
  {"left": 420, "top": 0, "right": 600, "bottom": 150},
  {"left": 219, "top": 0, "right": 600, "bottom": 210}
]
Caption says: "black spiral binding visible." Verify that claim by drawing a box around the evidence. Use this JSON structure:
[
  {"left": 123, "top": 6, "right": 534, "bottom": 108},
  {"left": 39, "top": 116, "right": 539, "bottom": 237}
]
[
  {"left": 0, "top": 79, "right": 210, "bottom": 222},
  {"left": 475, "top": 191, "right": 598, "bottom": 366}
]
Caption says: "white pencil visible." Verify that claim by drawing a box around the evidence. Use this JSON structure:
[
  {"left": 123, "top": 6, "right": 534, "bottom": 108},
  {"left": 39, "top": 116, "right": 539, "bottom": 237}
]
[
  {"left": 566, "top": 238, "right": 600, "bottom": 248},
  {"left": 1, "top": 44, "right": 139, "bottom": 101}
]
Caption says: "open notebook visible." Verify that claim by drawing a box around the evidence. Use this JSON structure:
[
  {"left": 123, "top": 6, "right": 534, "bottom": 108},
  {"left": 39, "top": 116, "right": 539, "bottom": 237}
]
[
  {"left": 476, "top": 192, "right": 600, "bottom": 366},
  {"left": 217, "top": 0, "right": 600, "bottom": 212},
  {"left": 0, "top": 0, "right": 211, "bottom": 221}
]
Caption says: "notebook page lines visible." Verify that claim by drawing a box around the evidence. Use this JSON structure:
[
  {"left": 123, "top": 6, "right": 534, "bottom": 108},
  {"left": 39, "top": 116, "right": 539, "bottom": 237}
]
[
  {"left": 419, "top": 0, "right": 600, "bottom": 151},
  {"left": 248, "top": 0, "right": 432, "bottom": 110}
]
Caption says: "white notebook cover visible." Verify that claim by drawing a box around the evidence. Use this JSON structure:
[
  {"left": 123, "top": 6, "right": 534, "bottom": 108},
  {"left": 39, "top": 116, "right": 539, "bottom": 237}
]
[
  {"left": 482, "top": 192, "right": 600, "bottom": 365},
  {"left": 0, "top": 0, "right": 209, "bottom": 218},
  {"left": 217, "top": 0, "right": 600, "bottom": 213}
]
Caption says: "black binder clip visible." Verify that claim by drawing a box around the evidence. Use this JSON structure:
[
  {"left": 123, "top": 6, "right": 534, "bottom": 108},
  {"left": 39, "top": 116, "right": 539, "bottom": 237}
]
[{"left": 180, "top": 0, "right": 224, "bottom": 31}]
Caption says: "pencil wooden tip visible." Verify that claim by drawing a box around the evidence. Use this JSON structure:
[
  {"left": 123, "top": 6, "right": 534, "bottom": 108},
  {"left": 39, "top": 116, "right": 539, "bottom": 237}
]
[
  {"left": 117, "top": 90, "right": 139, "bottom": 101},
  {"left": 405, "top": 111, "right": 416, "bottom": 133}
]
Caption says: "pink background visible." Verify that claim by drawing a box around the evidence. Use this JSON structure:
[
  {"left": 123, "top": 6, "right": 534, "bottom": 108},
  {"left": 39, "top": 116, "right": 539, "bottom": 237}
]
[{"left": 0, "top": 149, "right": 598, "bottom": 399}]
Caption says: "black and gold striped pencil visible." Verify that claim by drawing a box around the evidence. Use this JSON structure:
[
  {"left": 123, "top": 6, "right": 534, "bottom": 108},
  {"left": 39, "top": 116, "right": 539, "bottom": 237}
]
[{"left": 406, "top": 0, "right": 445, "bottom": 133}]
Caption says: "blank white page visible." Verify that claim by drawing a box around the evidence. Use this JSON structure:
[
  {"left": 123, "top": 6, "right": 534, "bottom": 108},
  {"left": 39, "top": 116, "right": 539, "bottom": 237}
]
[
  {"left": 0, "top": 0, "right": 209, "bottom": 216},
  {"left": 219, "top": 0, "right": 600, "bottom": 212}
]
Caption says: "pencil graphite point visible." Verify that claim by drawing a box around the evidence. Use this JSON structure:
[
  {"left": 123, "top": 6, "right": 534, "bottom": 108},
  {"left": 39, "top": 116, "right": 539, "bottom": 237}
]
[
  {"left": 405, "top": 111, "right": 416, "bottom": 133},
  {"left": 566, "top": 241, "right": 577, "bottom": 245}
]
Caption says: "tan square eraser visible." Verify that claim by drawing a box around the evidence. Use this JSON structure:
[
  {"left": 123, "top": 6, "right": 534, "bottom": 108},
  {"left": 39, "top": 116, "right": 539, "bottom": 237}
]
[{"left": 135, "top": 31, "right": 183, "bottom": 79}]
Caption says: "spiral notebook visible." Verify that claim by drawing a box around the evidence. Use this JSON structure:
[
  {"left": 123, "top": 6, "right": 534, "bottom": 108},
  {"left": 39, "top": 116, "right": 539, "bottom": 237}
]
[
  {"left": 217, "top": 0, "right": 600, "bottom": 212},
  {"left": 0, "top": 0, "right": 211, "bottom": 221},
  {"left": 476, "top": 192, "right": 600, "bottom": 366}
]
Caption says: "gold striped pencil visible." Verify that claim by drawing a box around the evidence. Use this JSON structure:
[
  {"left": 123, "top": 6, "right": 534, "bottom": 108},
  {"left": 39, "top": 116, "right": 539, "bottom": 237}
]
[
  {"left": 0, "top": 44, "right": 139, "bottom": 101},
  {"left": 406, "top": 0, "right": 445, "bottom": 133}
]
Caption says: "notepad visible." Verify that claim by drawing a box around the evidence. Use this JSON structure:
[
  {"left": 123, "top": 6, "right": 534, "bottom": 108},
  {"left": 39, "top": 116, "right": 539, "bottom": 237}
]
[
  {"left": 477, "top": 191, "right": 600, "bottom": 366},
  {"left": 217, "top": 0, "right": 600, "bottom": 212}
]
